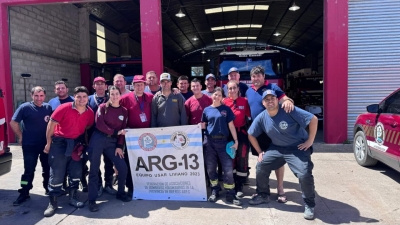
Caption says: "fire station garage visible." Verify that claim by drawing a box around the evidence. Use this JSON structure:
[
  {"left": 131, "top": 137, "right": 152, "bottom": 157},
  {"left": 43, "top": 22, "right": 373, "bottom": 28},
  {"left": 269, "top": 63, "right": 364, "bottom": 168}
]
[{"left": 0, "top": 0, "right": 398, "bottom": 144}]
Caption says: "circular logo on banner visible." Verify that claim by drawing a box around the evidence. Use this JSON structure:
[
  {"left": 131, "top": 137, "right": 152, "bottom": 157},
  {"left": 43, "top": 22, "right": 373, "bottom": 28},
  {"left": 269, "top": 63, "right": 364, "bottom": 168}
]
[
  {"left": 138, "top": 133, "right": 157, "bottom": 151},
  {"left": 170, "top": 131, "right": 189, "bottom": 150},
  {"left": 374, "top": 122, "right": 385, "bottom": 145},
  {"left": 279, "top": 121, "right": 288, "bottom": 130}
]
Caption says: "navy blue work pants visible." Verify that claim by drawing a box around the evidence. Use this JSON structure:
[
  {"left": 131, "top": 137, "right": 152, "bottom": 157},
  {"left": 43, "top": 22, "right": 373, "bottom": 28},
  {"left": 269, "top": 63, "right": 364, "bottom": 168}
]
[
  {"left": 48, "top": 137, "right": 82, "bottom": 197},
  {"left": 87, "top": 131, "right": 128, "bottom": 201},
  {"left": 20, "top": 144, "right": 49, "bottom": 192},
  {"left": 205, "top": 136, "right": 235, "bottom": 195}
]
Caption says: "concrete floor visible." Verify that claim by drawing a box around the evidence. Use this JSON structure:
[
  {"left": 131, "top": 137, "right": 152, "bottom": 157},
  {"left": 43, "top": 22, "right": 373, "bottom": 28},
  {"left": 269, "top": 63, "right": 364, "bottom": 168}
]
[{"left": 1, "top": 141, "right": 400, "bottom": 225}]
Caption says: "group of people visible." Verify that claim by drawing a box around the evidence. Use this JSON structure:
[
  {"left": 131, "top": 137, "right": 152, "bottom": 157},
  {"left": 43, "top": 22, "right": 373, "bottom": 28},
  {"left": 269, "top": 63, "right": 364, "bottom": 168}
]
[{"left": 10, "top": 66, "right": 318, "bottom": 220}]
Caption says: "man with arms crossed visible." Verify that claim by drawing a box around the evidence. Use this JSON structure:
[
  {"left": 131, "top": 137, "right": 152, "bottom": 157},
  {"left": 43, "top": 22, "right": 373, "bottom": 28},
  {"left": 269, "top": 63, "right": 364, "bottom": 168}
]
[
  {"left": 43, "top": 86, "right": 94, "bottom": 217},
  {"left": 248, "top": 89, "right": 317, "bottom": 220},
  {"left": 10, "top": 87, "right": 52, "bottom": 206}
]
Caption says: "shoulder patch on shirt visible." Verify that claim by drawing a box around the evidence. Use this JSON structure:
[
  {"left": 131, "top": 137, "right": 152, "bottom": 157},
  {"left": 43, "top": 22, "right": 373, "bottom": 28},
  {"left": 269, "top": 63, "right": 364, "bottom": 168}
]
[
  {"left": 279, "top": 121, "right": 288, "bottom": 130},
  {"left": 172, "top": 99, "right": 178, "bottom": 102},
  {"left": 119, "top": 115, "right": 124, "bottom": 121}
]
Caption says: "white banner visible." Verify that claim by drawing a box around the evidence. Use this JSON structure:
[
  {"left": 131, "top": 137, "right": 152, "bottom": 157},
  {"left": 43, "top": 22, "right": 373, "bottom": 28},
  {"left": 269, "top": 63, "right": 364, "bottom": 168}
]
[{"left": 126, "top": 125, "right": 207, "bottom": 201}]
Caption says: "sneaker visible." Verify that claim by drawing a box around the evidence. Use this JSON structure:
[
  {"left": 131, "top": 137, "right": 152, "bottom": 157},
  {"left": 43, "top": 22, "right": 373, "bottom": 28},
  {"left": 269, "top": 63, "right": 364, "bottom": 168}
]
[
  {"left": 89, "top": 200, "right": 99, "bottom": 212},
  {"left": 226, "top": 195, "right": 242, "bottom": 206},
  {"left": 249, "top": 194, "right": 270, "bottom": 205},
  {"left": 97, "top": 185, "right": 103, "bottom": 198},
  {"left": 104, "top": 185, "right": 117, "bottom": 195},
  {"left": 236, "top": 191, "right": 244, "bottom": 199},
  {"left": 13, "top": 193, "right": 30, "bottom": 206},
  {"left": 116, "top": 193, "right": 132, "bottom": 202},
  {"left": 303, "top": 205, "right": 315, "bottom": 220},
  {"left": 208, "top": 190, "right": 219, "bottom": 202}
]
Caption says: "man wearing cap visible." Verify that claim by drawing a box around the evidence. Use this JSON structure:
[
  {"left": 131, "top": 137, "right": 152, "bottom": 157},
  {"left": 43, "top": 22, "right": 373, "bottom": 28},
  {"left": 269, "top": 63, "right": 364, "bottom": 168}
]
[
  {"left": 248, "top": 89, "right": 317, "bottom": 220},
  {"left": 223, "top": 67, "right": 249, "bottom": 97},
  {"left": 113, "top": 74, "right": 131, "bottom": 95},
  {"left": 151, "top": 73, "right": 187, "bottom": 127},
  {"left": 178, "top": 75, "right": 194, "bottom": 100},
  {"left": 120, "top": 75, "right": 154, "bottom": 197},
  {"left": 201, "top": 74, "right": 217, "bottom": 97},
  {"left": 48, "top": 80, "right": 74, "bottom": 111},
  {"left": 87, "top": 77, "right": 117, "bottom": 196},
  {"left": 43, "top": 86, "right": 94, "bottom": 217},
  {"left": 10, "top": 86, "right": 52, "bottom": 206},
  {"left": 246, "top": 65, "right": 294, "bottom": 202}
]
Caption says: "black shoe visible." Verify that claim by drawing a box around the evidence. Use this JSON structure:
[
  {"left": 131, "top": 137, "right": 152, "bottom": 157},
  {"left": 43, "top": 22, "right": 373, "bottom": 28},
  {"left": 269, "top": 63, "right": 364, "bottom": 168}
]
[
  {"left": 89, "top": 200, "right": 99, "bottom": 212},
  {"left": 127, "top": 188, "right": 133, "bottom": 198},
  {"left": 104, "top": 185, "right": 117, "bottom": 195},
  {"left": 13, "top": 192, "right": 30, "bottom": 206},
  {"left": 226, "top": 194, "right": 242, "bottom": 206},
  {"left": 116, "top": 193, "right": 132, "bottom": 202},
  {"left": 208, "top": 189, "right": 219, "bottom": 202}
]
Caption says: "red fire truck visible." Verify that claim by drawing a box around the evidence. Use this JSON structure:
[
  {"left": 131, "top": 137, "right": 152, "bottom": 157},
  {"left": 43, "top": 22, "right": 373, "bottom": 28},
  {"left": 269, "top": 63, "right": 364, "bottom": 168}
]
[
  {"left": 0, "top": 88, "right": 12, "bottom": 176},
  {"left": 218, "top": 49, "right": 284, "bottom": 88}
]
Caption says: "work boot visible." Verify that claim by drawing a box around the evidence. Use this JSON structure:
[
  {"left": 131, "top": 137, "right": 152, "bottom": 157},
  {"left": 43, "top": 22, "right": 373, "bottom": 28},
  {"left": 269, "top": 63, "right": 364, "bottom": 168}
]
[
  {"left": 249, "top": 194, "right": 270, "bottom": 205},
  {"left": 88, "top": 200, "right": 99, "bottom": 212},
  {"left": 104, "top": 184, "right": 117, "bottom": 195},
  {"left": 208, "top": 189, "right": 219, "bottom": 202},
  {"left": 68, "top": 189, "right": 84, "bottom": 208},
  {"left": 13, "top": 189, "right": 30, "bottom": 206},
  {"left": 226, "top": 194, "right": 242, "bottom": 206},
  {"left": 43, "top": 196, "right": 58, "bottom": 217}
]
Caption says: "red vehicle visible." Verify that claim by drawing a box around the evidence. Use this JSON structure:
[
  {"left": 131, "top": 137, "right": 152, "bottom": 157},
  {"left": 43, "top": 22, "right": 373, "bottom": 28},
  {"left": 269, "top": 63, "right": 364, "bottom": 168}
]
[
  {"left": 0, "top": 88, "right": 12, "bottom": 176},
  {"left": 353, "top": 88, "right": 400, "bottom": 172},
  {"left": 218, "top": 49, "right": 284, "bottom": 88}
]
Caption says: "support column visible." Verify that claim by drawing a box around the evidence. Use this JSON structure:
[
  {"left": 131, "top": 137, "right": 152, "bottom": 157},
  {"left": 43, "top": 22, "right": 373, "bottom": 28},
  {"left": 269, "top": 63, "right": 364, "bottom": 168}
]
[
  {"left": 0, "top": 4, "right": 14, "bottom": 143},
  {"left": 140, "top": 0, "right": 163, "bottom": 77},
  {"left": 323, "top": 0, "right": 348, "bottom": 143},
  {"left": 78, "top": 8, "right": 91, "bottom": 90}
]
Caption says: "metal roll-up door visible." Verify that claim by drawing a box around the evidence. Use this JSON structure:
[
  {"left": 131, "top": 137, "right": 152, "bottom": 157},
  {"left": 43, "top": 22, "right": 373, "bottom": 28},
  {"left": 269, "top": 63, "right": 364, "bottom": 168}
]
[{"left": 348, "top": 0, "right": 400, "bottom": 140}]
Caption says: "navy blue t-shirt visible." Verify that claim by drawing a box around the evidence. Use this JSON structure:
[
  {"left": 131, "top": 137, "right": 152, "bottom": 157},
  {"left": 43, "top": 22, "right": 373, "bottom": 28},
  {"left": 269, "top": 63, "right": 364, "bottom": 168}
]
[
  {"left": 202, "top": 104, "right": 235, "bottom": 137},
  {"left": 246, "top": 84, "right": 285, "bottom": 120},
  {"left": 88, "top": 94, "right": 108, "bottom": 113},
  {"left": 248, "top": 106, "right": 314, "bottom": 150},
  {"left": 48, "top": 96, "right": 74, "bottom": 111},
  {"left": 181, "top": 91, "right": 194, "bottom": 100},
  {"left": 12, "top": 102, "right": 53, "bottom": 145}
]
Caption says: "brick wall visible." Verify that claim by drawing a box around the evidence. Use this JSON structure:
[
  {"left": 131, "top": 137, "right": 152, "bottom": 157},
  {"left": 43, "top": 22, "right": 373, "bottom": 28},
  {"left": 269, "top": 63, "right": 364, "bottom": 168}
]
[{"left": 9, "top": 4, "right": 80, "bottom": 108}]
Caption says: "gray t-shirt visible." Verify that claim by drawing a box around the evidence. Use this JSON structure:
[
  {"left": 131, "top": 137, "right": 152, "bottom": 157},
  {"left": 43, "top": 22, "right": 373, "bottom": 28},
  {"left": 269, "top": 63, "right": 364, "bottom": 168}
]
[
  {"left": 201, "top": 89, "right": 215, "bottom": 97},
  {"left": 248, "top": 106, "right": 314, "bottom": 150},
  {"left": 151, "top": 93, "right": 188, "bottom": 127}
]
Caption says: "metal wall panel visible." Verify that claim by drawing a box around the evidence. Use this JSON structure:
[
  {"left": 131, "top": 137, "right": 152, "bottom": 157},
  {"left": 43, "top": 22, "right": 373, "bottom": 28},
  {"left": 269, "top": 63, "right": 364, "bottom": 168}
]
[{"left": 348, "top": 0, "right": 400, "bottom": 139}]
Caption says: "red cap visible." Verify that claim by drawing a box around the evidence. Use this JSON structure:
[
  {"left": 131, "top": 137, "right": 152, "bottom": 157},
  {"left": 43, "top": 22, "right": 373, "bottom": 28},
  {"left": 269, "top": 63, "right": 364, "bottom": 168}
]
[
  {"left": 93, "top": 77, "right": 106, "bottom": 83},
  {"left": 133, "top": 75, "right": 146, "bottom": 84}
]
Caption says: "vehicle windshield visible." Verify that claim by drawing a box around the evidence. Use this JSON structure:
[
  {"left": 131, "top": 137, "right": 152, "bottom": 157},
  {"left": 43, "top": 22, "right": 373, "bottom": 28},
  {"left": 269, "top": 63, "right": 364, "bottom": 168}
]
[{"left": 219, "top": 53, "right": 282, "bottom": 81}]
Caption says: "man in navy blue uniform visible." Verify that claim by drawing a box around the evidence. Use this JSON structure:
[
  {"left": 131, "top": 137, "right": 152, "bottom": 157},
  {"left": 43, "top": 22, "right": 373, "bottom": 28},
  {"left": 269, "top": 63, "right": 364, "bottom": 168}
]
[
  {"left": 222, "top": 67, "right": 249, "bottom": 97},
  {"left": 10, "top": 86, "right": 53, "bottom": 206},
  {"left": 248, "top": 90, "right": 317, "bottom": 220}
]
